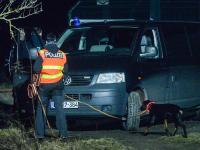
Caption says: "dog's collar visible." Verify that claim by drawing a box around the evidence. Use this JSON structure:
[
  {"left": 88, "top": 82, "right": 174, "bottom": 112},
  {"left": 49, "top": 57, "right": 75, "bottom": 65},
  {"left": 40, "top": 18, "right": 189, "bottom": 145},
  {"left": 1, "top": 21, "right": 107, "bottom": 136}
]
[{"left": 146, "top": 101, "right": 155, "bottom": 112}]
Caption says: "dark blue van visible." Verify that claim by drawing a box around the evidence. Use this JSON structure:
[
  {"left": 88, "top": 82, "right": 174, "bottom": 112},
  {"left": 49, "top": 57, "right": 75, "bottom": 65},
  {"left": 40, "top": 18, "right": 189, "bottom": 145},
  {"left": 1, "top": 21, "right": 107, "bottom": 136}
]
[{"left": 46, "top": 19, "right": 200, "bottom": 130}]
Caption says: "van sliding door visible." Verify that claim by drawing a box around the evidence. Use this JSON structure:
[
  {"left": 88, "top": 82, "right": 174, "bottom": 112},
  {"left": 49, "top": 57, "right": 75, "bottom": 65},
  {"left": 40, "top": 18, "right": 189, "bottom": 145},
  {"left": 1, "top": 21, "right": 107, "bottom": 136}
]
[
  {"left": 185, "top": 25, "right": 200, "bottom": 107},
  {"left": 162, "top": 24, "right": 198, "bottom": 107}
]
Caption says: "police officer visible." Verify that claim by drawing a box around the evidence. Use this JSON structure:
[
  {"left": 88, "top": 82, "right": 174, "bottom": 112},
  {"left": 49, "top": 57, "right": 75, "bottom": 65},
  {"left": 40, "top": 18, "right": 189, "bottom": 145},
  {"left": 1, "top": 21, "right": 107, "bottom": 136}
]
[{"left": 33, "top": 33, "right": 68, "bottom": 139}]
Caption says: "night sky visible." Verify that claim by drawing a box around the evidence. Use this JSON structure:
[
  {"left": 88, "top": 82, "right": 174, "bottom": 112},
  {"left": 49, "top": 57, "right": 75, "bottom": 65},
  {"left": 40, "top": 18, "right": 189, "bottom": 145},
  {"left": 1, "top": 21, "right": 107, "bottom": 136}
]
[
  {"left": 0, "top": 0, "right": 77, "bottom": 74},
  {"left": 29, "top": 0, "right": 77, "bottom": 34}
]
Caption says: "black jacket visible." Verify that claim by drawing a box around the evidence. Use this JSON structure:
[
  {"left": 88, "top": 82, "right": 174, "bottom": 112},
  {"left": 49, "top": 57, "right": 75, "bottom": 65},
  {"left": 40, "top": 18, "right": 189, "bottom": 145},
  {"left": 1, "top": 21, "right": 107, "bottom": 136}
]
[{"left": 18, "top": 34, "right": 44, "bottom": 60}]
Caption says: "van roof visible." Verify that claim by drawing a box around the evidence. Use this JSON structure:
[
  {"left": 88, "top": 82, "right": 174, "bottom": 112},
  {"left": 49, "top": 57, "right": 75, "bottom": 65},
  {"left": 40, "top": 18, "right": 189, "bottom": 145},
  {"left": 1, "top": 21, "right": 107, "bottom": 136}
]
[
  {"left": 69, "top": 0, "right": 200, "bottom": 26},
  {"left": 69, "top": 18, "right": 200, "bottom": 28}
]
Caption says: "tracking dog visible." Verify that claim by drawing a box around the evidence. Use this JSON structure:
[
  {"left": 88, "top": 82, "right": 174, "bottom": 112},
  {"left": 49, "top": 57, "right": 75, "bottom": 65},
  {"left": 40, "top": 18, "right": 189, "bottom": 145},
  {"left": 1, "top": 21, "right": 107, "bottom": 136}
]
[{"left": 140, "top": 100, "right": 187, "bottom": 138}]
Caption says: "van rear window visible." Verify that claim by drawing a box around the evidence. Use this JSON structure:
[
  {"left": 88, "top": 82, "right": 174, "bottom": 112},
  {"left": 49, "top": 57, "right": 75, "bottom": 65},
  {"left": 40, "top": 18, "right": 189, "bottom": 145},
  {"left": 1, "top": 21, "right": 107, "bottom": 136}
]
[
  {"left": 186, "top": 25, "right": 200, "bottom": 58},
  {"left": 161, "top": 25, "right": 191, "bottom": 58}
]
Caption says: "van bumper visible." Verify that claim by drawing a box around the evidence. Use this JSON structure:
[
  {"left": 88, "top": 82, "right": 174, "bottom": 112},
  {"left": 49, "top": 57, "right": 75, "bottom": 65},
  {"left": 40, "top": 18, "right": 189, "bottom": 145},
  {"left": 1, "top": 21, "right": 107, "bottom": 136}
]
[{"left": 47, "top": 83, "right": 128, "bottom": 118}]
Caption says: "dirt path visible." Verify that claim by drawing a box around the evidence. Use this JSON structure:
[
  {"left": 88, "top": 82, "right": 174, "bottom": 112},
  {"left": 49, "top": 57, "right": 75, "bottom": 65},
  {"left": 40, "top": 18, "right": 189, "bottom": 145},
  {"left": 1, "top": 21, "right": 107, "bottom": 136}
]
[{"left": 69, "top": 121, "right": 200, "bottom": 150}]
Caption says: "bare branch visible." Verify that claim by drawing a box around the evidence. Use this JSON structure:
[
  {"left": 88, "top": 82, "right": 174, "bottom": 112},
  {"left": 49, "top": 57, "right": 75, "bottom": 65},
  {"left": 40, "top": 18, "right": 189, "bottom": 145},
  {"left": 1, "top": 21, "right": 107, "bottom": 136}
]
[{"left": 0, "top": 0, "right": 43, "bottom": 39}]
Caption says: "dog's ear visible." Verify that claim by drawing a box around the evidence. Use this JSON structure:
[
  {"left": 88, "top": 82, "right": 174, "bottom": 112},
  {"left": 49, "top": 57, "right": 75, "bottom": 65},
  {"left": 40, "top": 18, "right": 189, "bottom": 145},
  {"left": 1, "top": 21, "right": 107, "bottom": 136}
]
[
  {"left": 140, "top": 105, "right": 145, "bottom": 111},
  {"left": 141, "top": 100, "right": 149, "bottom": 110},
  {"left": 143, "top": 100, "right": 151, "bottom": 105}
]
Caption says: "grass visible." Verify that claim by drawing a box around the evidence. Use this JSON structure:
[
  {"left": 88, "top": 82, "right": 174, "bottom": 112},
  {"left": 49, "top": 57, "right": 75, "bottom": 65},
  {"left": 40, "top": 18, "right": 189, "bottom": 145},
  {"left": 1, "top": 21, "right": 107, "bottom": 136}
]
[
  {"left": 39, "top": 138, "right": 133, "bottom": 150},
  {"left": 1, "top": 121, "right": 200, "bottom": 150},
  {"left": 160, "top": 133, "right": 200, "bottom": 145},
  {"left": 0, "top": 128, "right": 34, "bottom": 150},
  {"left": 0, "top": 127, "right": 133, "bottom": 150}
]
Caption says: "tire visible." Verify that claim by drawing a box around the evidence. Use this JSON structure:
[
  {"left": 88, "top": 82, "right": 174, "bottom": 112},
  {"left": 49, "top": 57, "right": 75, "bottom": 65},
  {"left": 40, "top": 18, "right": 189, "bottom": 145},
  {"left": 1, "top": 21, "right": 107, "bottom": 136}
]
[{"left": 124, "top": 91, "right": 143, "bottom": 131}]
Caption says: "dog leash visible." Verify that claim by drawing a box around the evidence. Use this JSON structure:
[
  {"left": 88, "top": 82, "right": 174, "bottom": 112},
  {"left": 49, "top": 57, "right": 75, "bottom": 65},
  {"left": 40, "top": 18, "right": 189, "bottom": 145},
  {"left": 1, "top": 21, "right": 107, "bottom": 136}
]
[
  {"left": 65, "top": 95, "right": 126, "bottom": 120},
  {"left": 137, "top": 110, "right": 147, "bottom": 116},
  {"left": 65, "top": 95, "right": 145, "bottom": 120}
]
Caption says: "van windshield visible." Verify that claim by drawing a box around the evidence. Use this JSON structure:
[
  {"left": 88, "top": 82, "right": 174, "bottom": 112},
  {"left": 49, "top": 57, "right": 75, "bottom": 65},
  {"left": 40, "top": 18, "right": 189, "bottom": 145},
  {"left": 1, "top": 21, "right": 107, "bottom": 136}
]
[{"left": 59, "top": 26, "right": 138, "bottom": 55}]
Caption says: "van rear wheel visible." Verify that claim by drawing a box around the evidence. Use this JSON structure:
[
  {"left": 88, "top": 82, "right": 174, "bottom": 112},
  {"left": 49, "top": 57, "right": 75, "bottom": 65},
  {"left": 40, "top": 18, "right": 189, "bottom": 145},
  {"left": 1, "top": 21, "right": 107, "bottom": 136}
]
[{"left": 123, "top": 91, "right": 143, "bottom": 131}]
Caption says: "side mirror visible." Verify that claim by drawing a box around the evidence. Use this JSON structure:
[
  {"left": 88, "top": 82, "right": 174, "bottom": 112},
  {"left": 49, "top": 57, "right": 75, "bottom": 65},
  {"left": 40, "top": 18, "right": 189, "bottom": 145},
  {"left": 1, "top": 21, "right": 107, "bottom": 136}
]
[{"left": 140, "top": 46, "right": 158, "bottom": 58}]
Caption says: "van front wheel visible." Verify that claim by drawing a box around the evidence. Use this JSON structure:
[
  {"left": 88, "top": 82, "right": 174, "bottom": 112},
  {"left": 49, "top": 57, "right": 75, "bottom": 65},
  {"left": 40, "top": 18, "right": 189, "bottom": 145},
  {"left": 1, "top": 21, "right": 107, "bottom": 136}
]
[{"left": 124, "top": 91, "right": 142, "bottom": 131}]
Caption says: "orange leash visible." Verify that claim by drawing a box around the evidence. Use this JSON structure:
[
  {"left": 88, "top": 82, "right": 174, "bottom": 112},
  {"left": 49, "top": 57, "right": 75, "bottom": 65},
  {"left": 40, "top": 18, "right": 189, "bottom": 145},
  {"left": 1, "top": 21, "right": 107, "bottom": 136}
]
[
  {"left": 27, "top": 74, "right": 40, "bottom": 98},
  {"left": 27, "top": 83, "right": 38, "bottom": 98},
  {"left": 27, "top": 74, "right": 53, "bottom": 131}
]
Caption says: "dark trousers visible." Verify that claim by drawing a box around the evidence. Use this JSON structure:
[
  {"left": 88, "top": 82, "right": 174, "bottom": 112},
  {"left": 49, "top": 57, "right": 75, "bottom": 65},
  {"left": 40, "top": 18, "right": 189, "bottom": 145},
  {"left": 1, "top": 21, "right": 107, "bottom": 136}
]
[{"left": 35, "top": 83, "right": 67, "bottom": 138}]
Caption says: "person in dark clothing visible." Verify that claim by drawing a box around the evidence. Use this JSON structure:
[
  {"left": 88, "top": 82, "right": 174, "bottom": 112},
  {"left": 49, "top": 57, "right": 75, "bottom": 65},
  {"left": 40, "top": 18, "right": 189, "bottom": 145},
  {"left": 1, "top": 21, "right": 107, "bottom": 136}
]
[
  {"left": 17, "top": 27, "right": 44, "bottom": 60},
  {"left": 12, "top": 27, "right": 44, "bottom": 119},
  {"left": 33, "top": 33, "right": 68, "bottom": 139},
  {"left": 30, "top": 27, "right": 44, "bottom": 50}
]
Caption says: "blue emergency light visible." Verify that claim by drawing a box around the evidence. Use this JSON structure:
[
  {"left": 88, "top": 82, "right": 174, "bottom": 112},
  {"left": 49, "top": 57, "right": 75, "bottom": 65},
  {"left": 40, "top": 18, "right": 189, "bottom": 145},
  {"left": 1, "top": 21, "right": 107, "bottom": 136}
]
[{"left": 72, "top": 17, "right": 81, "bottom": 27}]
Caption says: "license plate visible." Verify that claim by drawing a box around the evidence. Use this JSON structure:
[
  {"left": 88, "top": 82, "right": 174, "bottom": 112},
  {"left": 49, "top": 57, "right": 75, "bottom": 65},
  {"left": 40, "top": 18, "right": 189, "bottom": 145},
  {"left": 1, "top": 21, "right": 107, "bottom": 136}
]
[{"left": 63, "top": 101, "right": 79, "bottom": 109}]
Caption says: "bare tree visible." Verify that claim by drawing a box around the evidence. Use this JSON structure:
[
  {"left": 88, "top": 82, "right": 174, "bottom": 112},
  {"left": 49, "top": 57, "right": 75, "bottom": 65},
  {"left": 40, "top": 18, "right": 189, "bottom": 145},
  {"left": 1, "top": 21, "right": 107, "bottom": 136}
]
[
  {"left": 0, "top": 0, "right": 43, "bottom": 38},
  {"left": 0, "top": 0, "right": 43, "bottom": 76}
]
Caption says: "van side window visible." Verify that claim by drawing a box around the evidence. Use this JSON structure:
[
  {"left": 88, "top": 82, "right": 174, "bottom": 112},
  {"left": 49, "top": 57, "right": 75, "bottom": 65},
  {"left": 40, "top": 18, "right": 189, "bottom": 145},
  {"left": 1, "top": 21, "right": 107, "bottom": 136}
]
[
  {"left": 139, "top": 29, "right": 160, "bottom": 59},
  {"left": 161, "top": 25, "right": 191, "bottom": 58},
  {"left": 186, "top": 25, "right": 200, "bottom": 58}
]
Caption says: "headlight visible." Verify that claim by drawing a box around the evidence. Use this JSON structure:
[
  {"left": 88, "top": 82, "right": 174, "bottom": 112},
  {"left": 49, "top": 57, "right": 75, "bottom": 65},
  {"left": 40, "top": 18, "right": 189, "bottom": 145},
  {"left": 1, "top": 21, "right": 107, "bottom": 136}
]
[{"left": 96, "top": 73, "right": 125, "bottom": 84}]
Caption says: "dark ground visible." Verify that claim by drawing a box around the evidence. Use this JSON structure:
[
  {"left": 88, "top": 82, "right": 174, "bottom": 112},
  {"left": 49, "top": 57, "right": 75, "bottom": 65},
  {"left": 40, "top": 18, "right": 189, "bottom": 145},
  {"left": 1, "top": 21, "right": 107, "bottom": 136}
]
[{"left": 68, "top": 121, "right": 200, "bottom": 150}]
